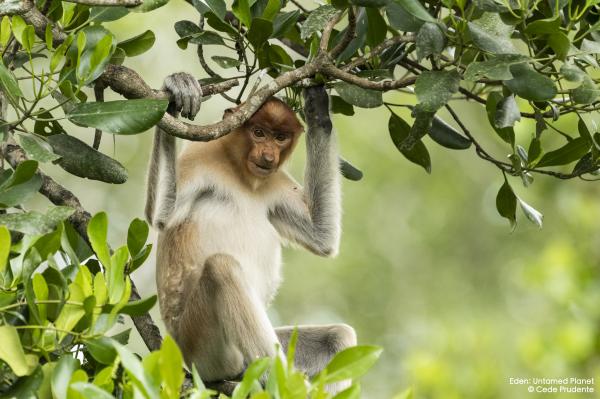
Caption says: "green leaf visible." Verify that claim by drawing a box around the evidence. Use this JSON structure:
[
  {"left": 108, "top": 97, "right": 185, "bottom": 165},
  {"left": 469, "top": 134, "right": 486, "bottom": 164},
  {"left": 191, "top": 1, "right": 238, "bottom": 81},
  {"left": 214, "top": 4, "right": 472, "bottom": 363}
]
[
  {"left": 301, "top": 5, "right": 337, "bottom": 40},
  {"left": 119, "top": 295, "right": 157, "bottom": 316},
  {"left": 323, "top": 345, "right": 382, "bottom": 383},
  {"left": 0, "top": 60, "right": 23, "bottom": 105},
  {"left": 536, "top": 137, "right": 590, "bottom": 167},
  {"left": 212, "top": 55, "right": 242, "bottom": 68},
  {"left": 334, "top": 82, "right": 383, "bottom": 108},
  {"left": 18, "top": 133, "right": 61, "bottom": 163},
  {"left": 468, "top": 12, "right": 516, "bottom": 54},
  {"left": 77, "top": 34, "right": 114, "bottom": 85},
  {"left": 463, "top": 54, "right": 529, "bottom": 81},
  {"left": 89, "top": 6, "right": 129, "bottom": 22},
  {"left": 248, "top": 18, "right": 273, "bottom": 48},
  {"left": 416, "top": 22, "right": 444, "bottom": 60},
  {"left": 70, "top": 382, "right": 114, "bottom": 399},
  {"left": 233, "top": 0, "right": 252, "bottom": 27},
  {"left": 10, "top": 15, "right": 25, "bottom": 45},
  {"left": 504, "top": 64, "right": 557, "bottom": 101},
  {"left": 194, "top": 0, "right": 226, "bottom": 19},
  {"left": 331, "top": 95, "right": 355, "bottom": 116},
  {"left": 428, "top": 116, "right": 471, "bottom": 150},
  {"left": 494, "top": 95, "right": 520, "bottom": 129},
  {"left": 560, "top": 63, "right": 585, "bottom": 83},
  {"left": 67, "top": 99, "right": 168, "bottom": 135},
  {"left": 109, "top": 246, "right": 128, "bottom": 303},
  {"left": 1, "top": 17, "right": 11, "bottom": 47},
  {"left": 0, "top": 162, "right": 42, "bottom": 208},
  {"left": 21, "top": 25, "right": 35, "bottom": 53},
  {"left": 131, "top": 0, "right": 169, "bottom": 12},
  {"left": 127, "top": 218, "right": 149, "bottom": 256},
  {"left": 496, "top": 180, "right": 516, "bottom": 227},
  {"left": 261, "top": 0, "right": 280, "bottom": 20},
  {"left": 518, "top": 197, "right": 543, "bottom": 228},
  {"left": 389, "top": 112, "right": 431, "bottom": 173},
  {"left": 113, "top": 341, "right": 160, "bottom": 398},
  {"left": 548, "top": 31, "right": 569, "bottom": 60},
  {"left": 232, "top": 358, "right": 270, "bottom": 399},
  {"left": 366, "top": 8, "right": 386, "bottom": 47},
  {"left": 85, "top": 337, "right": 117, "bottom": 365},
  {"left": 3, "top": 365, "right": 43, "bottom": 398},
  {"left": 393, "top": 0, "right": 435, "bottom": 23},
  {"left": 485, "top": 91, "right": 514, "bottom": 145},
  {"left": 47, "top": 134, "right": 128, "bottom": 184},
  {"left": 340, "top": 158, "right": 363, "bottom": 181},
  {"left": 0, "top": 325, "right": 34, "bottom": 376},
  {"left": 415, "top": 70, "right": 460, "bottom": 111},
  {"left": 191, "top": 31, "right": 226, "bottom": 46},
  {"left": 51, "top": 355, "right": 78, "bottom": 399},
  {"left": 0, "top": 207, "right": 72, "bottom": 235},
  {"left": 272, "top": 10, "right": 300, "bottom": 38},
  {"left": 527, "top": 137, "right": 542, "bottom": 167},
  {"left": 0, "top": 225, "right": 9, "bottom": 272},
  {"left": 524, "top": 17, "right": 560, "bottom": 35},
  {"left": 571, "top": 75, "right": 600, "bottom": 104},
  {"left": 118, "top": 30, "right": 155, "bottom": 57},
  {"left": 386, "top": 2, "right": 423, "bottom": 32},
  {"left": 88, "top": 212, "right": 111, "bottom": 269},
  {"left": 160, "top": 336, "right": 185, "bottom": 397},
  {"left": 334, "top": 384, "right": 361, "bottom": 399}
]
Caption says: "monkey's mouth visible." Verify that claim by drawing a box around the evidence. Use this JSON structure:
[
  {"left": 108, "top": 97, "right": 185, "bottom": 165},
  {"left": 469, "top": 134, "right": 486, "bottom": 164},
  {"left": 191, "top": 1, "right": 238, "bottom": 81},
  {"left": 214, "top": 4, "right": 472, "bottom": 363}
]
[{"left": 249, "top": 161, "right": 275, "bottom": 176}]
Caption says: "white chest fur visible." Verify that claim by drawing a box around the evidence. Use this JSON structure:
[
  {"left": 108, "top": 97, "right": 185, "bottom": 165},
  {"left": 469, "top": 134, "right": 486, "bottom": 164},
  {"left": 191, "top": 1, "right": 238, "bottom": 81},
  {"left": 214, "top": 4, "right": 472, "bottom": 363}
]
[{"left": 171, "top": 177, "right": 283, "bottom": 305}]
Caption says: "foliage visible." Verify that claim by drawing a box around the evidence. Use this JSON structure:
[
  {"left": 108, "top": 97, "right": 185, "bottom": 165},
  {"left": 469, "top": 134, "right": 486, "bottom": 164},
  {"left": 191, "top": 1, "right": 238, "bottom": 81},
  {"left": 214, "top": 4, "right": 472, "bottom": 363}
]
[
  {"left": 0, "top": 212, "right": 389, "bottom": 398},
  {"left": 1, "top": 0, "right": 600, "bottom": 396},
  {"left": 0, "top": 0, "right": 599, "bottom": 229}
]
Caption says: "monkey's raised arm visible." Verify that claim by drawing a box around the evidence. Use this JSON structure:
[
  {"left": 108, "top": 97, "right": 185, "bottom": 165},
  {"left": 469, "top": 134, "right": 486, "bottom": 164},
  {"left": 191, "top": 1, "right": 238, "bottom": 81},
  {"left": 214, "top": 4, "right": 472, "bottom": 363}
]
[
  {"left": 269, "top": 86, "right": 342, "bottom": 257},
  {"left": 145, "top": 73, "right": 202, "bottom": 230}
]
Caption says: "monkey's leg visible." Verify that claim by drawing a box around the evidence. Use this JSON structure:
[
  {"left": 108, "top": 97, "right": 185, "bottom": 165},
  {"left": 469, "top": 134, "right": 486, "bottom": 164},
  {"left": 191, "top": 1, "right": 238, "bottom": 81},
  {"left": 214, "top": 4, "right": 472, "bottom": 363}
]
[
  {"left": 177, "top": 254, "right": 283, "bottom": 383},
  {"left": 275, "top": 324, "right": 357, "bottom": 393}
]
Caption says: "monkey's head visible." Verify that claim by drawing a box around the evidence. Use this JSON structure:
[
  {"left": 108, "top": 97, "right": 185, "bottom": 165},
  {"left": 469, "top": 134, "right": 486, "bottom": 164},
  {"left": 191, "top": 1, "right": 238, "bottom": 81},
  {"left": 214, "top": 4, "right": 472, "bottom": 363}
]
[{"left": 226, "top": 97, "right": 303, "bottom": 178}]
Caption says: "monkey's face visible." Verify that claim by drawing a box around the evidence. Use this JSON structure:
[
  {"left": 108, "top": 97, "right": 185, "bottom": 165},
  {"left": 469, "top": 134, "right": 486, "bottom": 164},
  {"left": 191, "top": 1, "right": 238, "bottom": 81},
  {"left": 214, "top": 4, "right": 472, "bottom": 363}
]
[{"left": 245, "top": 125, "right": 294, "bottom": 178}]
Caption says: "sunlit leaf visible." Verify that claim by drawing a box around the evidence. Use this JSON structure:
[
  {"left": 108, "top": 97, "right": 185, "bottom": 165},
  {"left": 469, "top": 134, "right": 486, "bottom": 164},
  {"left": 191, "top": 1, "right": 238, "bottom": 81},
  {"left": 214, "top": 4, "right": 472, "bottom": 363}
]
[{"left": 323, "top": 345, "right": 382, "bottom": 383}]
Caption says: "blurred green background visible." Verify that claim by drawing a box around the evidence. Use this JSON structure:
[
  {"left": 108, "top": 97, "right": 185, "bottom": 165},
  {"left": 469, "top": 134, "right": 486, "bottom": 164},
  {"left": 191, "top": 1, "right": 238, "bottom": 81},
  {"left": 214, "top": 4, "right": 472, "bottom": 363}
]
[{"left": 27, "top": 1, "right": 600, "bottom": 397}]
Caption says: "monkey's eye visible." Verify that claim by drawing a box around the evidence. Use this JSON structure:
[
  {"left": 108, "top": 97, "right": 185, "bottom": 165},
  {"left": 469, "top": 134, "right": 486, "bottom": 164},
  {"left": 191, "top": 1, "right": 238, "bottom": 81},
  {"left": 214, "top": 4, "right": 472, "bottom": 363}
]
[
  {"left": 275, "top": 134, "right": 289, "bottom": 142},
  {"left": 253, "top": 128, "right": 265, "bottom": 138}
]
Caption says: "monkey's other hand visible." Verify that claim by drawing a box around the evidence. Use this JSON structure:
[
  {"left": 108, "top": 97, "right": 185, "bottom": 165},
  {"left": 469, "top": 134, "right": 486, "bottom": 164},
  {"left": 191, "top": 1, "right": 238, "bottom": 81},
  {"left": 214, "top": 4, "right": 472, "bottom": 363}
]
[{"left": 163, "top": 72, "right": 203, "bottom": 120}]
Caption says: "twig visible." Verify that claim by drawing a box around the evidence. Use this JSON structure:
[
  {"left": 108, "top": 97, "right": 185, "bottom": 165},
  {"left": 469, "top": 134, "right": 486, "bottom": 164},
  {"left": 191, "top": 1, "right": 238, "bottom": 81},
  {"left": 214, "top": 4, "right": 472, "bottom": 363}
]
[
  {"left": 93, "top": 82, "right": 105, "bottom": 150},
  {"left": 61, "top": 0, "right": 142, "bottom": 5},
  {"left": 289, "top": 0, "right": 308, "bottom": 13},
  {"left": 330, "top": 7, "right": 356, "bottom": 59},
  {"left": 444, "top": 105, "right": 598, "bottom": 180},
  {"left": 343, "top": 34, "right": 416, "bottom": 71}
]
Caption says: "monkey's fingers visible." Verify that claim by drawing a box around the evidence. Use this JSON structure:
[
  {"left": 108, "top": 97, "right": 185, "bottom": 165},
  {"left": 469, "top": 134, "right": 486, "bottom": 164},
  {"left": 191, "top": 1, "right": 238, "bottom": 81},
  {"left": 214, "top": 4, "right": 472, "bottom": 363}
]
[
  {"left": 164, "top": 73, "right": 186, "bottom": 114},
  {"left": 189, "top": 77, "right": 203, "bottom": 120}
]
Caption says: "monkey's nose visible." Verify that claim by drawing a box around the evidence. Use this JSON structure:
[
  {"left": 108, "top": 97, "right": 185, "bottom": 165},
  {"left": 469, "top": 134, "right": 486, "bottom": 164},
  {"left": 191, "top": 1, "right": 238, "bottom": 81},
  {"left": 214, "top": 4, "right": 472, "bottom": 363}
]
[{"left": 263, "top": 153, "right": 275, "bottom": 163}]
